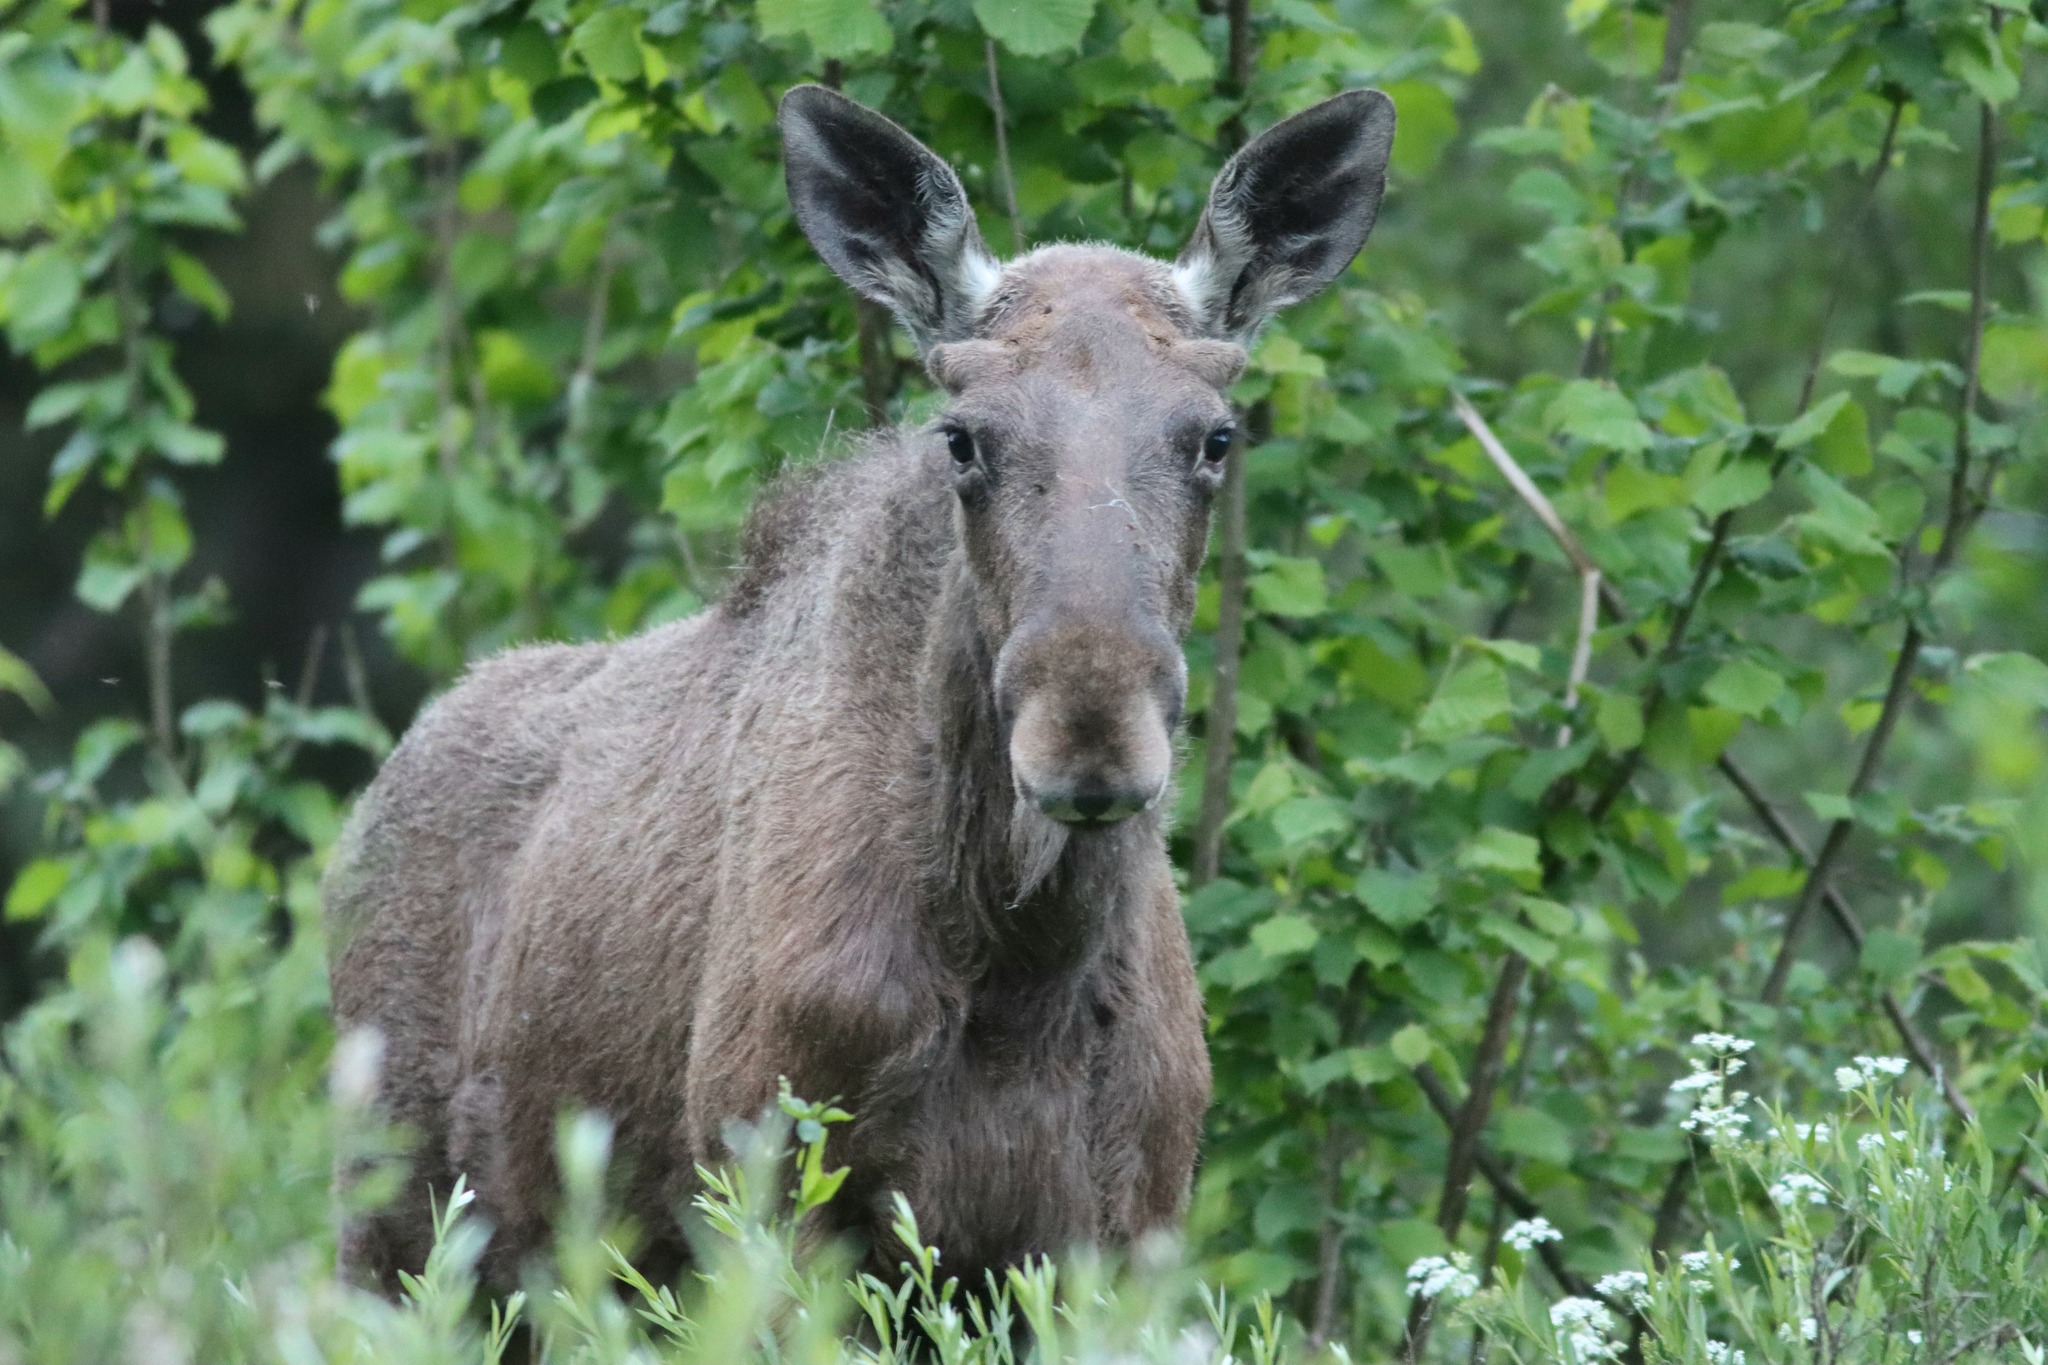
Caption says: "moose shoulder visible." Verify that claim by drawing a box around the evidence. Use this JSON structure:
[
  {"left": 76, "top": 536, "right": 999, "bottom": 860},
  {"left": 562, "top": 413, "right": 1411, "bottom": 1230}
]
[{"left": 326, "top": 84, "right": 1395, "bottom": 1293}]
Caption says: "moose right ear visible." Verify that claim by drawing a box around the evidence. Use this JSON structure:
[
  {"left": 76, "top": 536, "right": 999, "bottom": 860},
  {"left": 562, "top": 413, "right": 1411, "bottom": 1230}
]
[{"left": 780, "top": 85, "right": 1002, "bottom": 352}]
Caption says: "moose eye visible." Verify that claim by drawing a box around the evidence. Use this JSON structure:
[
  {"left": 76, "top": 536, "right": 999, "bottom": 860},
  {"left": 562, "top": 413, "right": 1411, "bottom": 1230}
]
[
  {"left": 943, "top": 427, "right": 977, "bottom": 467},
  {"left": 1201, "top": 426, "right": 1235, "bottom": 463}
]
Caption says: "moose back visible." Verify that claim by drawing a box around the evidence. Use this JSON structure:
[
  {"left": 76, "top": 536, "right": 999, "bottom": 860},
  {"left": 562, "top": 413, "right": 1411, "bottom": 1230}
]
[{"left": 326, "top": 83, "right": 1395, "bottom": 1292}]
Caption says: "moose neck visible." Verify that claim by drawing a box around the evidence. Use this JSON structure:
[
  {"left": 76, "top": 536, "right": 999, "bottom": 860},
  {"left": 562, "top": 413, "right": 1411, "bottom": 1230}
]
[{"left": 914, "top": 549, "right": 1147, "bottom": 982}]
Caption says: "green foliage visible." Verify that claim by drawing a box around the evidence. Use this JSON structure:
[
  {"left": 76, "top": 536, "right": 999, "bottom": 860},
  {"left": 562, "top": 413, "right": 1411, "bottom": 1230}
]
[{"left": 4, "top": 0, "right": 2048, "bottom": 1358}]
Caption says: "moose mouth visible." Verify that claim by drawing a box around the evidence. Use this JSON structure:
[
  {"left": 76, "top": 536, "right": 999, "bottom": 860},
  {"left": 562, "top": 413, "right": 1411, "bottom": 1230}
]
[{"left": 1029, "top": 783, "right": 1161, "bottom": 827}]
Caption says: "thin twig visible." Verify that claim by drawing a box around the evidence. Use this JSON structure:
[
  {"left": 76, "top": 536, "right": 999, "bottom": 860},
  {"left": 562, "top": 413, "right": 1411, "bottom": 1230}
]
[
  {"left": 1189, "top": 0, "right": 1257, "bottom": 888},
  {"left": 984, "top": 40, "right": 1024, "bottom": 256},
  {"left": 338, "top": 623, "right": 380, "bottom": 729},
  {"left": 1192, "top": 444, "right": 1247, "bottom": 888},
  {"left": 1714, "top": 754, "right": 2048, "bottom": 1200},
  {"left": 1762, "top": 94, "right": 1998, "bottom": 1005},
  {"left": 1557, "top": 568, "right": 1600, "bottom": 747},
  {"left": 1453, "top": 391, "right": 1598, "bottom": 578},
  {"left": 1413, "top": 1065, "right": 1602, "bottom": 1303},
  {"left": 1584, "top": 95, "right": 1907, "bottom": 826}
]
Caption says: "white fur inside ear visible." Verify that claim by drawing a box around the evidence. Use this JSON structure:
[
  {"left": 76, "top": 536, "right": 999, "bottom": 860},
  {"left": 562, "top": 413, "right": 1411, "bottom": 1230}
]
[{"left": 1171, "top": 194, "right": 1257, "bottom": 340}]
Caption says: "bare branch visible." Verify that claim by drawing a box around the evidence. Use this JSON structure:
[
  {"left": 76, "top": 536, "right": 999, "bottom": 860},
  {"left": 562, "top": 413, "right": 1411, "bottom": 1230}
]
[
  {"left": 1452, "top": 391, "right": 1599, "bottom": 579},
  {"left": 984, "top": 40, "right": 1024, "bottom": 256},
  {"left": 1192, "top": 447, "right": 1247, "bottom": 888},
  {"left": 1557, "top": 568, "right": 1600, "bottom": 747},
  {"left": 1763, "top": 95, "right": 1999, "bottom": 1005}
]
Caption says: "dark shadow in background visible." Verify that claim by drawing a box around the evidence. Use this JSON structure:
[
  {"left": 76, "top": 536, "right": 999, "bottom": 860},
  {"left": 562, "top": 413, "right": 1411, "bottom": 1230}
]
[{"left": 0, "top": 0, "right": 426, "bottom": 1015}]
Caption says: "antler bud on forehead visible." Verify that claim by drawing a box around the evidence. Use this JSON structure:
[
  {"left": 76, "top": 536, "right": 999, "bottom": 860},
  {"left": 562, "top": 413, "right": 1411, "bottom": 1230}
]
[
  {"left": 1172, "top": 339, "right": 1248, "bottom": 390},
  {"left": 925, "top": 339, "right": 1016, "bottom": 394}
]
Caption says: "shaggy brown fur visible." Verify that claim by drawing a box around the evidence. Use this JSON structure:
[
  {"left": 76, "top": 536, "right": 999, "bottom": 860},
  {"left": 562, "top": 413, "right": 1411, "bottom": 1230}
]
[{"left": 326, "top": 84, "right": 1393, "bottom": 1295}]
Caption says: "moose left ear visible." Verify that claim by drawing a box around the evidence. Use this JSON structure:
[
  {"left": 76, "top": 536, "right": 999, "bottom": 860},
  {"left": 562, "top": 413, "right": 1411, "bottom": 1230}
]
[{"left": 1174, "top": 89, "right": 1397, "bottom": 340}]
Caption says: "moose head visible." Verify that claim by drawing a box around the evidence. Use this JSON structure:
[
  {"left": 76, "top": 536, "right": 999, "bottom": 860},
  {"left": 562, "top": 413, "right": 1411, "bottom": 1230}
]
[{"left": 780, "top": 85, "right": 1395, "bottom": 831}]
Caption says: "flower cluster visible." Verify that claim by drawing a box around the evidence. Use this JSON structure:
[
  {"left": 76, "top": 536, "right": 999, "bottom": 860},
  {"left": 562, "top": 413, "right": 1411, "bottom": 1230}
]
[
  {"left": 1549, "top": 1297, "right": 1622, "bottom": 1360},
  {"left": 1768, "top": 1171, "right": 1829, "bottom": 1207},
  {"left": 1592, "top": 1270, "right": 1650, "bottom": 1310},
  {"left": 1503, "top": 1216, "right": 1563, "bottom": 1252},
  {"left": 1679, "top": 1248, "right": 1738, "bottom": 1291},
  {"left": 1704, "top": 1343, "right": 1746, "bottom": 1365},
  {"left": 1406, "top": 1252, "right": 1479, "bottom": 1302},
  {"left": 1834, "top": 1055, "right": 1909, "bottom": 1090},
  {"left": 1672, "top": 1034, "right": 1756, "bottom": 1147}
]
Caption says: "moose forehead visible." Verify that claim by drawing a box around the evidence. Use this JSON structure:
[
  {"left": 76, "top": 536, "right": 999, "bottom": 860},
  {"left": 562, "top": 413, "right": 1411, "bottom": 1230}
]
[{"left": 929, "top": 246, "right": 1247, "bottom": 405}]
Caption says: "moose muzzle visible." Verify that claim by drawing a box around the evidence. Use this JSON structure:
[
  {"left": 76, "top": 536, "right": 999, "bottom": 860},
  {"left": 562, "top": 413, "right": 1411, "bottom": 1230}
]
[{"left": 998, "top": 613, "right": 1183, "bottom": 828}]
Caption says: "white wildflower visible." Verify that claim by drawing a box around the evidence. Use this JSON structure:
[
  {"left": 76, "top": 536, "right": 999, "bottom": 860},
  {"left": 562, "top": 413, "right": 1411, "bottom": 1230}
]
[
  {"left": 1670, "top": 1069, "right": 1721, "bottom": 1093},
  {"left": 1768, "top": 1171, "right": 1829, "bottom": 1207},
  {"left": 1704, "top": 1343, "right": 1745, "bottom": 1365},
  {"left": 1549, "top": 1297, "right": 1622, "bottom": 1360},
  {"left": 1678, "top": 1249, "right": 1737, "bottom": 1290},
  {"left": 1593, "top": 1270, "right": 1650, "bottom": 1309},
  {"left": 1804, "top": 1317, "right": 1818, "bottom": 1341},
  {"left": 1907, "top": 1330, "right": 1923, "bottom": 1346},
  {"left": 1406, "top": 1253, "right": 1478, "bottom": 1302},
  {"left": 1836, "top": 1055, "right": 1910, "bottom": 1090},
  {"left": 1681, "top": 1104, "right": 1749, "bottom": 1143},
  {"left": 1691, "top": 1032, "right": 1756, "bottom": 1056},
  {"left": 1504, "top": 1217, "right": 1563, "bottom": 1252},
  {"left": 1795, "top": 1122, "right": 1831, "bottom": 1142}
]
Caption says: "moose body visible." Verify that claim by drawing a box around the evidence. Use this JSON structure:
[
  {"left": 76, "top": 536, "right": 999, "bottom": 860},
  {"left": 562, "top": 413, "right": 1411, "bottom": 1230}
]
[{"left": 327, "top": 84, "right": 1394, "bottom": 1293}]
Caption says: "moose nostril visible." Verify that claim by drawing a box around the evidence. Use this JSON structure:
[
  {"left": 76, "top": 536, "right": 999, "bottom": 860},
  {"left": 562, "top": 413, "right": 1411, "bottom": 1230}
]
[{"left": 1072, "top": 794, "right": 1115, "bottom": 822}]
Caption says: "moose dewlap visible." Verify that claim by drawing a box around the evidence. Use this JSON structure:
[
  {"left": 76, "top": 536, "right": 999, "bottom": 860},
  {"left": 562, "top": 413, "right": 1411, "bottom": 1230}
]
[{"left": 324, "top": 83, "right": 1395, "bottom": 1293}]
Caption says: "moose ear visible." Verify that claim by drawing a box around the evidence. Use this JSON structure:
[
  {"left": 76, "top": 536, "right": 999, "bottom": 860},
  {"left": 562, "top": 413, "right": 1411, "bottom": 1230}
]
[
  {"left": 780, "top": 84, "right": 1002, "bottom": 351},
  {"left": 1174, "top": 89, "right": 1397, "bottom": 340}
]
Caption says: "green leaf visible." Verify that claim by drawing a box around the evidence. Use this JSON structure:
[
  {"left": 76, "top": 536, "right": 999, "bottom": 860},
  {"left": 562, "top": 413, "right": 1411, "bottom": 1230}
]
[
  {"left": 1777, "top": 390, "right": 1848, "bottom": 449},
  {"left": 1250, "top": 914, "right": 1318, "bottom": 959},
  {"left": 0, "top": 645, "right": 52, "bottom": 713},
  {"left": 77, "top": 560, "right": 144, "bottom": 613},
  {"left": 531, "top": 76, "right": 599, "bottom": 124},
  {"left": 1139, "top": 17, "right": 1214, "bottom": 82},
  {"left": 1693, "top": 457, "right": 1773, "bottom": 518},
  {"left": 1701, "top": 657, "right": 1784, "bottom": 718},
  {"left": 1269, "top": 796, "right": 1349, "bottom": 849},
  {"left": 1942, "top": 25, "right": 2017, "bottom": 105},
  {"left": 1605, "top": 458, "right": 1687, "bottom": 521},
  {"left": 1860, "top": 928, "right": 1921, "bottom": 983},
  {"left": 761, "top": 0, "right": 888, "bottom": 56},
  {"left": 1389, "top": 1023, "right": 1434, "bottom": 1068},
  {"left": 1479, "top": 913, "right": 1557, "bottom": 965},
  {"left": 1355, "top": 868, "right": 1438, "bottom": 928},
  {"left": 1981, "top": 324, "right": 2048, "bottom": 406},
  {"left": 1383, "top": 79, "right": 1457, "bottom": 177},
  {"left": 1964, "top": 652, "right": 2048, "bottom": 709},
  {"left": 1595, "top": 690, "right": 1643, "bottom": 750},
  {"left": 1546, "top": 379, "right": 1653, "bottom": 453},
  {"left": 1804, "top": 791, "right": 1854, "bottom": 822},
  {"left": 164, "top": 248, "right": 231, "bottom": 322},
  {"left": 573, "top": 8, "right": 644, "bottom": 82},
  {"left": 974, "top": 0, "right": 1094, "bottom": 56},
  {"left": 4, "top": 858, "right": 67, "bottom": 920},
  {"left": 1459, "top": 826, "right": 1541, "bottom": 877},
  {"left": 1811, "top": 397, "right": 1870, "bottom": 477},
  {"left": 1248, "top": 556, "right": 1326, "bottom": 618},
  {"left": 0, "top": 245, "right": 81, "bottom": 341},
  {"left": 1495, "top": 1105, "right": 1572, "bottom": 1165},
  {"left": 1416, "top": 657, "right": 1511, "bottom": 742}
]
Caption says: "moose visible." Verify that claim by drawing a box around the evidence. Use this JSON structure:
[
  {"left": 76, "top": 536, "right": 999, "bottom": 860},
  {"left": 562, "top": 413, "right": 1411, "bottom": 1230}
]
[{"left": 325, "top": 82, "right": 1396, "bottom": 1294}]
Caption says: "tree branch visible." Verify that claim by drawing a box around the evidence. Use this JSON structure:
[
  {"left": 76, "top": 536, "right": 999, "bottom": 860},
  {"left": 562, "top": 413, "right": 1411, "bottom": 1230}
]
[
  {"left": 1762, "top": 94, "right": 1998, "bottom": 1005},
  {"left": 984, "top": 40, "right": 1024, "bottom": 256},
  {"left": 1190, "top": 0, "right": 1256, "bottom": 888}
]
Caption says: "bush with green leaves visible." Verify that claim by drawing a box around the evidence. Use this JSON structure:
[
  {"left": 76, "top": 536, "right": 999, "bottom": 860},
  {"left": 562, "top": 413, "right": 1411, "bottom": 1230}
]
[{"left": 4, "top": 0, "right": 2048, "bottom": 1357}]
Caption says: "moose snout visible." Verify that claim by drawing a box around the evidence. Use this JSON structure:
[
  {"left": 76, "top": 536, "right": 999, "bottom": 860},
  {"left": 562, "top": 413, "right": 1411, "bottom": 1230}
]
[{"left": 999, "top": 618, "right": 1183, "bottom": 828}]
